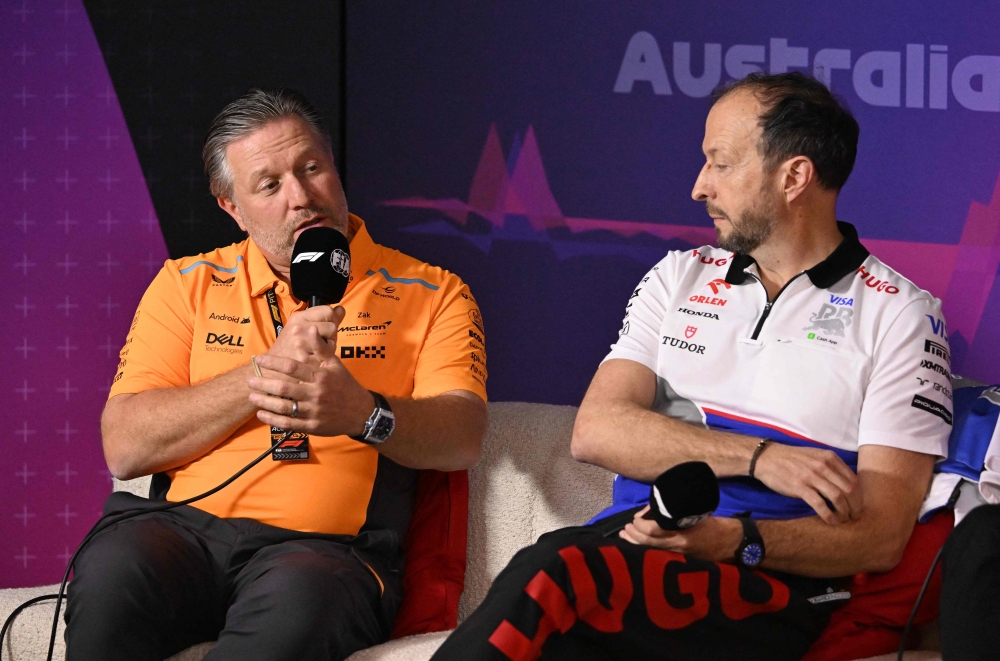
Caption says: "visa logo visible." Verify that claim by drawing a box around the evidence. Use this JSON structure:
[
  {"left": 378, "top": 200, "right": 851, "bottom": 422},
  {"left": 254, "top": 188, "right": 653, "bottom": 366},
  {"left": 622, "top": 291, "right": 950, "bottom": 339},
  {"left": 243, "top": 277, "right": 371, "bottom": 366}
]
[
  {"left": 829, "top": 296, "right": 854, "bottom": 306},
  {"left": 926, "top": 315, "right": 948, "bottom": 339}
]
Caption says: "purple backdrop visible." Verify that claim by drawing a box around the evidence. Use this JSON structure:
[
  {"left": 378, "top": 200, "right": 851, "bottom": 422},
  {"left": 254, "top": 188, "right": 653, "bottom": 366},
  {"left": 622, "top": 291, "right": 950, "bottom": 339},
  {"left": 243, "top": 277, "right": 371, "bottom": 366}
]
[
  {"left": 5, "top": 0, "right": 1000, "bottom": 589},
  {"left": 2, "top": 0, "right": 166, "bottom": 588},
  {"left": 345, "top": 1, "right": 1000, "bottom": 406}
]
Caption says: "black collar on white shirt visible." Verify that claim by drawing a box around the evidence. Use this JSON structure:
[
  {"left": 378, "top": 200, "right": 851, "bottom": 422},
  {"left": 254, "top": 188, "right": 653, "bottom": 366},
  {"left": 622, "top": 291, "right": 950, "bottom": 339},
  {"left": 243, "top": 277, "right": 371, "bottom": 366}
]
[{"left": 724, "top": 221, "right": 870, "bottom": 290}]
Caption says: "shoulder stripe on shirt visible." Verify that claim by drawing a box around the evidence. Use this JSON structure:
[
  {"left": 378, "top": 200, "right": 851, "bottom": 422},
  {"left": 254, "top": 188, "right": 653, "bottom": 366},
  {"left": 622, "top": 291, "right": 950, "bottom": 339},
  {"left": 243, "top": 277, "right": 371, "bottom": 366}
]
[
  {"left": 179, "top": 255, "right": 244, "bottom": 274},
  {"left": 367, "top": 268, "right": 439, "bottom": 290}
]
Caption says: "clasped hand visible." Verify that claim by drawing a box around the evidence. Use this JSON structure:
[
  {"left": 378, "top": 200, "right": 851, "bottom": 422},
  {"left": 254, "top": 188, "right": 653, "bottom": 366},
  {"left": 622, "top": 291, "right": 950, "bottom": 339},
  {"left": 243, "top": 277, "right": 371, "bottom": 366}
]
[
  {"left": 620, "top": 442, "right": 863, "bottom": 561},
  {"left": 247, "top": 305, "right": 373, "bottom": 438},
  {"left": 752, "top": 442, "right": 863, "bottom": 525}
]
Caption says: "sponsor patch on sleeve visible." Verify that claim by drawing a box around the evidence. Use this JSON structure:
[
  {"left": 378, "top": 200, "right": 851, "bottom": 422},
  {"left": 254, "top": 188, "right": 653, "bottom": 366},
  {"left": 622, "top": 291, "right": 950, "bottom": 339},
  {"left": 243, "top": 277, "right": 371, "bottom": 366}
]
[{"left": 911, "top": 394, "right": 953, "bottom": 426}]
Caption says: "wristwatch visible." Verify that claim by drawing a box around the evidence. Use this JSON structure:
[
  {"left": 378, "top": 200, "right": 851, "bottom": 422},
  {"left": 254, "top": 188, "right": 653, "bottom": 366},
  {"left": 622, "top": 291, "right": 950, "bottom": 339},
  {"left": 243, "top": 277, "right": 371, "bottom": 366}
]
[
  {"left": 350, "top": 391, "right": 395, "bottom": 445},
  {"left": 734, "top": 514, "right": 765, "bottom": 568}
]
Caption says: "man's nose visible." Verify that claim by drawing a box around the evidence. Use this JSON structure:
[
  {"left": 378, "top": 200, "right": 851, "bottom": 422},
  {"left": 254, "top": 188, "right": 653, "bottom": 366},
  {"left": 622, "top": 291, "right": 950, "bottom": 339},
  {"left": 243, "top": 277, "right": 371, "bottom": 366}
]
[
  {"left": 691, "top": 165, "right": 711, "bottom": 201},
  {"left": 286, "top": 174, "right": 313, "bottom": 209}
]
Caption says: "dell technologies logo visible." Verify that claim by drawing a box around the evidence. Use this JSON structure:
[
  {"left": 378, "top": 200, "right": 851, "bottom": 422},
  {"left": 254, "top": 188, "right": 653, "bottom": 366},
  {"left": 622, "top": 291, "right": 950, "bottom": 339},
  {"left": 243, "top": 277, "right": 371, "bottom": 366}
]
[{"left": 205, "top": 332, "right": 245, "bottom": 354}]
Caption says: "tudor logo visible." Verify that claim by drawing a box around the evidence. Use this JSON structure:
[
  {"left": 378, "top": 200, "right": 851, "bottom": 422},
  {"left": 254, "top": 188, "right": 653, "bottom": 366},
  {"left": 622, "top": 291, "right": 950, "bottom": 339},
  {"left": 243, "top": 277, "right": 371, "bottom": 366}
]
[
  {"left": 685, "top": 326, "right": 698, "bottom": 339},
  {"left": 706, "top": 278, "right": 731, "bottom": 295},
  {"left": 662, "top": 335, "right": 706, "bottom": 354}
]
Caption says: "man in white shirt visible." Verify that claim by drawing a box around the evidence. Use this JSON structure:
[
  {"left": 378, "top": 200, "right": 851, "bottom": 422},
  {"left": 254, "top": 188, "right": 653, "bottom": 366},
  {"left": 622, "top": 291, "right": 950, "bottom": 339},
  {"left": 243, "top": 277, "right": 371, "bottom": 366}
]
[{"left": 431, "top": 72, "right": 952, "bottom": 660}]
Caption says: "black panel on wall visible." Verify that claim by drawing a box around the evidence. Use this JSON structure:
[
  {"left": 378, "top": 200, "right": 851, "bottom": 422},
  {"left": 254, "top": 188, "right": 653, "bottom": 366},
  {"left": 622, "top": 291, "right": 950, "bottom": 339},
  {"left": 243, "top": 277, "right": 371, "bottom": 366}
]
[{"left": 83, "top": 0, "right": 345, "bottom": 260}]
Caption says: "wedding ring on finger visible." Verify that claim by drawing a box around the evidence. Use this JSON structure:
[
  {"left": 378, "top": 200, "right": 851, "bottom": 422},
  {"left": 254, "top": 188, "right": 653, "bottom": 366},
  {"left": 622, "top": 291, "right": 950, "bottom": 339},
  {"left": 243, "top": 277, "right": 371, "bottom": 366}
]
[{"left": 291, "top": 401, "right": 299, "bottom": 418}]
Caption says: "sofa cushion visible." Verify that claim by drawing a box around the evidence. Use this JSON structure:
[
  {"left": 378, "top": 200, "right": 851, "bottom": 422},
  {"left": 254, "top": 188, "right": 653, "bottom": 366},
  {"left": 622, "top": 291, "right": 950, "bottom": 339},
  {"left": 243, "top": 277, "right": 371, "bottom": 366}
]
[
  {"left": 802, "top": 511, "right": 952, "bottom": 661},
  {"left": 391, "top": 470, "right": 468, "bottom": 638}
]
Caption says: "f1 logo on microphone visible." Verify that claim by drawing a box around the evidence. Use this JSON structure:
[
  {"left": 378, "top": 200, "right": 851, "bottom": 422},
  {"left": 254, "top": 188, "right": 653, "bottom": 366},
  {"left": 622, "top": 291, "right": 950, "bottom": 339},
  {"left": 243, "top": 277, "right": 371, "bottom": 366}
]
[{"left": 293, "top": 251, "right": 325, "bottom": 263}]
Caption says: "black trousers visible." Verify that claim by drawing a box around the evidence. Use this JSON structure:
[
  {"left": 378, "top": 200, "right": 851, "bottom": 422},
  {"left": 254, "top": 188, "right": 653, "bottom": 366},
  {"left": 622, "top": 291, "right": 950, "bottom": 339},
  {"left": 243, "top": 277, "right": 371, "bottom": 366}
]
[
  {"left": 432, "top": 509, "right": 845, "bottom": 661},
  {"left": 940, "top": 503, "right": 1000, "bottom": 661},
  {"left": 65, "top": 492, "right": 401, "bottom": 661}
]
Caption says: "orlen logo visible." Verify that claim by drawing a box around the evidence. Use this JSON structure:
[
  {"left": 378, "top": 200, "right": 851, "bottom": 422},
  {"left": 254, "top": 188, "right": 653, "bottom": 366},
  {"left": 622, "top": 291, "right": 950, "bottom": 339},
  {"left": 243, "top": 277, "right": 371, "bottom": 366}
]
[
  {"left": 856, "top": 265, "right": 899, "bottom": 294},
  {"left": 689, "top": 279, "right": 730, "bottom": 307},
  {"left": 706, "top": 278, "right": 730, "bottom": 295},
  {"left": 206, "top": 333, "right": 244, "bottom": 347}
]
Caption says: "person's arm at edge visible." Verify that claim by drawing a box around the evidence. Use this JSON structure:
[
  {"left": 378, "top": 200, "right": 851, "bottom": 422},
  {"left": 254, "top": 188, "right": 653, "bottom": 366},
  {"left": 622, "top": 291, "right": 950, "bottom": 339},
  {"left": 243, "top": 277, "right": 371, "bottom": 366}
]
[
  {"left": 102, "top": 364, "right": 259, "bottom": 480},
  {"left": 377, "top": 390, "right": 486, "bottom": 471},
  {"left": 572, "top": 358, "right": 862, "bottom": 527},
  {"left": 757, "top": 445, "right": 934, "bottom": 575},
  {"left": 571, "top": 358, "right": 761, "bottom": 480},
  {"left": 622, "top": 444, "right": 935, "bottom": 577}
]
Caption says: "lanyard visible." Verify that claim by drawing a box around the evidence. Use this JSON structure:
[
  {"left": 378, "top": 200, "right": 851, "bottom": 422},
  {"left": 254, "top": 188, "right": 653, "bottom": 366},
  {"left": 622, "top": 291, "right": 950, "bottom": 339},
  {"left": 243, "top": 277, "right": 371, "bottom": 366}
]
[
  {"left": 264, "top": 286, "right": 284, "bottom": 339},
  {"left": 261, "top": 285, "right": 308, "bottom": 460}
]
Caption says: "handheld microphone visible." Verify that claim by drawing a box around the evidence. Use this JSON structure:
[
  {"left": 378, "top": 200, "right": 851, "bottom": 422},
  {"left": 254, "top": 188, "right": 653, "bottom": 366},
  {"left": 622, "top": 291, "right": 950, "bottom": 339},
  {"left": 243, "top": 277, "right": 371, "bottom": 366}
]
[
  {"left": 641, "top": 461, "right": 720, "bottom": 530},
  {"left": 290, "top": 226, "right": 351, "bottom": 307}
]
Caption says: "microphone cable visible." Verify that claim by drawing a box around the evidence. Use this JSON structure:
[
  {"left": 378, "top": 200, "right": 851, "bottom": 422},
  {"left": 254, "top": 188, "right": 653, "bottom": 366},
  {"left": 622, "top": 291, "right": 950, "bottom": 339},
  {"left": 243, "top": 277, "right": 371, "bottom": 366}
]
[
  {"left": 0, "top": 431, "right": 291, "bottom": 661},
  {"left": 896, "top": 543, "right": 945, "bottom": 661}
]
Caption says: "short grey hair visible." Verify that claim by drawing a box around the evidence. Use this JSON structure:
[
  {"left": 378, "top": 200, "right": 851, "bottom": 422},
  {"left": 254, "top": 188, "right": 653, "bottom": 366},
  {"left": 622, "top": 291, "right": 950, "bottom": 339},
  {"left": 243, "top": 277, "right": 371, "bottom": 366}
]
[{"left": 202, "top": 88, "right": 332, "bottom": 199}]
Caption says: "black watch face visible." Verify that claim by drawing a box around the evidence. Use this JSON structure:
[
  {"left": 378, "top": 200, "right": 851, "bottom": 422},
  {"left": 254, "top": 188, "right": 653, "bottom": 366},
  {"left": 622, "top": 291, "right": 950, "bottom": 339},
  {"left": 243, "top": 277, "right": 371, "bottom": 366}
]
[
  {"left": 370, "top": 412, "right": 395, "bottom": 441},
  {"left": 741, "top": 543, "right": 764, "bottom": 567}
]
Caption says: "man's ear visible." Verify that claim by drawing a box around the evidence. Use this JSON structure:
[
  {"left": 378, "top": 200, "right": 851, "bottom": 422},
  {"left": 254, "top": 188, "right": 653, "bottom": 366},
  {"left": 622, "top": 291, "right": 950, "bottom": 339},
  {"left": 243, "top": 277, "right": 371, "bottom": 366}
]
[
  {"left": 782, "top": 156, "right": 815, "bottom": 204},
  {"left": 217, "top": 197, "right": 248, "bottom": 232}
]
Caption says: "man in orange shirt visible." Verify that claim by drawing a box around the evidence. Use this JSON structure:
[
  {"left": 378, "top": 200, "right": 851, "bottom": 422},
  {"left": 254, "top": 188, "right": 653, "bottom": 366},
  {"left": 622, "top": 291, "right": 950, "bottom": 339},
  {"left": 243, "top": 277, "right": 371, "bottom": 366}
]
[{"left": 64, "top": 89, "right": 487, "bottom": 661}]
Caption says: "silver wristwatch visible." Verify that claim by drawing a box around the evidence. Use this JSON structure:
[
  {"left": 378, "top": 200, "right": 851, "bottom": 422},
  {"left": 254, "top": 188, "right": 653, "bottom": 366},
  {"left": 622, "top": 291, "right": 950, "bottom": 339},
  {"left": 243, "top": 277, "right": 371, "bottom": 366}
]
[{"left": 350, "top": 391, "right": 395, "bottom": 445}]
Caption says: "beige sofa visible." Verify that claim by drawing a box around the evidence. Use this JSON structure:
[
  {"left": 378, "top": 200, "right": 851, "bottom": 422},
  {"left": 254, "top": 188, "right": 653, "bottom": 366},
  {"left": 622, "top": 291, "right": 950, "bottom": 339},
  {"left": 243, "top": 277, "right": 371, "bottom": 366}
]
[{"left": 1, "top": 402, "right": 939, "bottom": 661}]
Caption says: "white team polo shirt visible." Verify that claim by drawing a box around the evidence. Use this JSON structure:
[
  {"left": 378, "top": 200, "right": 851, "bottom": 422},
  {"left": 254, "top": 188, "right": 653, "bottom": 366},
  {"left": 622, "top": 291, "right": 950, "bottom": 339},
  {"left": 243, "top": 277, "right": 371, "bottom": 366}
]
[{"left": 600, "top": 222, "right": 954, "bottom": 520}]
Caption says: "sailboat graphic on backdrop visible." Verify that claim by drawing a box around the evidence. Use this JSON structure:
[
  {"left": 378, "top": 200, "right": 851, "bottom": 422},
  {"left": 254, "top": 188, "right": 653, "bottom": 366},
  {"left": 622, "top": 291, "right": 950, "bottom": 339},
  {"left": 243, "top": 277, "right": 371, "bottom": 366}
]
[{"left": 382, "top": 123, "right": 1000, "bottom": 369}]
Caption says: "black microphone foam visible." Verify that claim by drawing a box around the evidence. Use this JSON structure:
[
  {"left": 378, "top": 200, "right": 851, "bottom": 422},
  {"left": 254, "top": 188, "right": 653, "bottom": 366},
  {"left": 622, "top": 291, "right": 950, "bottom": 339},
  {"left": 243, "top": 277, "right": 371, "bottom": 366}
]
[
  {"left": 290, "top": 227, "right": 351, "bottom": 307},
  {"left": 642, "top": 461, "right": 720, "bottom": 531}
]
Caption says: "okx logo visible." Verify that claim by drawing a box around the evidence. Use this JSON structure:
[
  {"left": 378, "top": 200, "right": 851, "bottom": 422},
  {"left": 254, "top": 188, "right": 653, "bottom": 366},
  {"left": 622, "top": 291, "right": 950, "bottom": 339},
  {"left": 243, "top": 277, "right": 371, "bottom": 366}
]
[{"left": 341, "top": 346, "right": 386, "bottom": 359}]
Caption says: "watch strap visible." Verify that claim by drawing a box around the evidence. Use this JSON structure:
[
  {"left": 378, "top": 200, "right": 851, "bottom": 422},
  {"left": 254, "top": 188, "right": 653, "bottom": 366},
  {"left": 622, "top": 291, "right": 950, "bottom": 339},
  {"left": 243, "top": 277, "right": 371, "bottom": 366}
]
[
  {"left": 350, "top": 391, "right": 393, "bottom": 443},
  {"left": 734, "top": 514, "right": 765, "bottom": 568}
]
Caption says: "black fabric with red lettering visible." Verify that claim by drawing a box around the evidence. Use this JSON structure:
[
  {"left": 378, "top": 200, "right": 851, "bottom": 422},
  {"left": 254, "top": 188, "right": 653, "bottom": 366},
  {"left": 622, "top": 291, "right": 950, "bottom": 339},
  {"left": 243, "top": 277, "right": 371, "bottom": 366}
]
[{"left": 431, "top": 509, "right": 846, "bottom": 661}]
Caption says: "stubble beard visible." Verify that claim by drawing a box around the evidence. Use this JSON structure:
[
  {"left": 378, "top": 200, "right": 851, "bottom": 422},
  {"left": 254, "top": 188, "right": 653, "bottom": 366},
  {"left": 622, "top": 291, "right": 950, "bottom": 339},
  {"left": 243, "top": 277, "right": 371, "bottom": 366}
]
[
  {"left": 237, "top": 202, "right": 347, "bottom": 263},
  {"left": 712, "top": 194, "right": 777, "bottom": 255}
]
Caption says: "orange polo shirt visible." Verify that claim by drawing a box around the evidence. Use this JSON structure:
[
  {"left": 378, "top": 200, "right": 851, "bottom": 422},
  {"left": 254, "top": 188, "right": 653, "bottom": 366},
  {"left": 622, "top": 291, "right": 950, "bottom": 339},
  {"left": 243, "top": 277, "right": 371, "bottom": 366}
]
[{"left": 109, "top": 214, "right": 487, "bottom": 536}]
